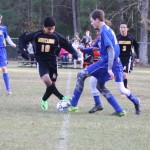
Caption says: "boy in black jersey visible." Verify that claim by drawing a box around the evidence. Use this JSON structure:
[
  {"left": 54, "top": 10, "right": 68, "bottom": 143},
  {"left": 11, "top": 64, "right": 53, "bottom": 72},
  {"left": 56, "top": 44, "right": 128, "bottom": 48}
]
[
  {"left": 19, "top": 16, "right": 78, "bottom": 110},
  {"left": 117, "top": 23, "right": 139, "bottom": 88}
]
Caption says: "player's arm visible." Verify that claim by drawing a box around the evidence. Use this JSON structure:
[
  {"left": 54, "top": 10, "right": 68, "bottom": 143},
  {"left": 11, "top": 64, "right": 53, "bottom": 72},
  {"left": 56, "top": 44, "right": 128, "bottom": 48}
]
[
  {"left": 80, "top": 38, "right": 100, "bottom": 54},
  {"left": 19, "top": 31, "right": 37, "bottom": 60},
  {"left": 4, "top": 27, "right": 16, "bottom": 47},
  {"left": 56, "top": 32, "right": 78, "bottom": 59},
  {"left": 132, "top": 37, "right": 139, "bottom": 59},
  {"left": 6, "top": 36, "right": 16, "bottom": 48},
  {"left": 107, "top": 46, "right": 115, "bottom": 80}
]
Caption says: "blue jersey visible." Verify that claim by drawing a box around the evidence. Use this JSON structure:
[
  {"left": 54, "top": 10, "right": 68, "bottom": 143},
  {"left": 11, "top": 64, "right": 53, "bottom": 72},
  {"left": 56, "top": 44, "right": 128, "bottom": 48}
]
[
  {"left": 87, "top": 25, "right": 123, "bottom": 82},
  {"left": 100, "top": 25, "right": 120, "bottom": 60},
  {"left": 0, "top": 24, "right": 8, "bottom": 48},
  {"left": 0, "top": 24, "right": 8, "bottom": 67}
]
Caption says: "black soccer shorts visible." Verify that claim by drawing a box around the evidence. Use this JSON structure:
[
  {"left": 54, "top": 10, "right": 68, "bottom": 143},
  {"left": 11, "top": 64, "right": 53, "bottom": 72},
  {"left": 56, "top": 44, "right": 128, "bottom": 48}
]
[{"left": 37, "top": 60, "right": 58, "bottom": 82}]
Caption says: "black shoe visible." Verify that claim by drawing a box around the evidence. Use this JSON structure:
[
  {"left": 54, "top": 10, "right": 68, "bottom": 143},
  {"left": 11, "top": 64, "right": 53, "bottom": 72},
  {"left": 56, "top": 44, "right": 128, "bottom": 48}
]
[
  {"left": 134, "top": 99, "right": 141, "bottom": 115},
  {"left": 89, "top": 105, "right": 103, "bottom": 113}
]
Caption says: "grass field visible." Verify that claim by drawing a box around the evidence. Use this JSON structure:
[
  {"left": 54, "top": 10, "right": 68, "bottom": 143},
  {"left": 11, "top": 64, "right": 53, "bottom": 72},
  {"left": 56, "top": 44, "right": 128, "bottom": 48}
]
[{"left": 0, "top": 61, "right": 150, "bottom": 150}]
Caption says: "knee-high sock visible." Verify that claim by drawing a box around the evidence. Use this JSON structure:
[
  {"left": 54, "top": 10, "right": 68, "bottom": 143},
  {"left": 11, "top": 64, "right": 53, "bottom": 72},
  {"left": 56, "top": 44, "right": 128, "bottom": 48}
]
[
  {"left": 3, "top": 73, "right": 10, "bottom": 91},
  {"left": 107, "top": 95, "right": 123, "bottom": 112},
  {"left": 42, "top": 84, "right": 63, "bottom": 101},
  {"left": 97, "top": 82, "right": 123, "bottom": 112},
  {"left": 89, "top": 77, "right": 102, "bottom": 106},
  {"left": 127, "top": 93, "right": 139, "bottom": 104},
  {"left": 93, "top": 96, "right": 102, "bottom": 106},
  {"left": 71, "top": 89, "right": 81, "bottom": 107}
]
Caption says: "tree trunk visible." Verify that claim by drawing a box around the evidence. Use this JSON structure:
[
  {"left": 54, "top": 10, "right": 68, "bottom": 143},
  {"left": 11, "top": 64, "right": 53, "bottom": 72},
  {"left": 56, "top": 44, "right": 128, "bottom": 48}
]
[
  {"left": 72, "top": 0, "right": 77, "bottom": 33},
  {"left": 139, "top": 0, "right": 149, "bottom": 65},
  {"left": 51, "top": 0, "right": 54, "bottom": 16},
  {"left": 117, "top": 0, "right": 126, "bottom": 24}
]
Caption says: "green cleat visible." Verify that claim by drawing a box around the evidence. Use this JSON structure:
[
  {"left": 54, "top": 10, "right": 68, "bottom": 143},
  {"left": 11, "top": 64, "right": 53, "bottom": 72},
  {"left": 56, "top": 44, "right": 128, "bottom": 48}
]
[
  {"left": 41, "top": 100, "right": 48, "bottom": 110},
  {"left": 68, "top": 106, "right": 79, "bottom": 112},
  {"left": 61, "top": 96, "right": 71, "bottom": 102},
  {"left": 112, "top": 110, "right": 126, "bottom": 117}
]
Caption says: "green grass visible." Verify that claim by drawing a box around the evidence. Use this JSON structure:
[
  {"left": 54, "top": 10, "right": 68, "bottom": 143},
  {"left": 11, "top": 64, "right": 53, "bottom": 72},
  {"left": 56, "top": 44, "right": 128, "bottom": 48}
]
[{"left": 0, "top": 61, "right": 150, "bottom": 150}]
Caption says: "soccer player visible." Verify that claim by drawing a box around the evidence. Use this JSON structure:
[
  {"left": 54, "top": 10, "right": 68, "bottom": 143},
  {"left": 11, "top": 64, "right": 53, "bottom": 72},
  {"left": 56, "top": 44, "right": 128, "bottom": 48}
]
[
  {"left": 19, "top": 16, "right": 78, "bottom": 110},
  {"left": 82, "top": 35, "right": 141, "bottom": 115},
  {"left": 68, "top": 9, "right": 126, "bottom": 117},
  {"left": 0, "top": 14, "right": 16, "bottom": 94},
  {"left": 117, "top": 23, "right": 139, "bottom": 88}
]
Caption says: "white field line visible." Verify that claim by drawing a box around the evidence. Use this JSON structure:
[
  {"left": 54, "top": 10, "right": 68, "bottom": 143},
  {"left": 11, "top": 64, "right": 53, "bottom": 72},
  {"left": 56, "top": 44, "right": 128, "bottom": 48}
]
[{"left": 57, "top": 71, "right": 72, "bottom": 150}]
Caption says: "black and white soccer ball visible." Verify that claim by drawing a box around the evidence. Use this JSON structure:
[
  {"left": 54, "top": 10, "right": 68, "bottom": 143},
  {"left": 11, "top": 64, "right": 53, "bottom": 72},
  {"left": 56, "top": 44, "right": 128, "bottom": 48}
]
[{"left": 57, "top": 100, "right": 71, "bottom": 112}]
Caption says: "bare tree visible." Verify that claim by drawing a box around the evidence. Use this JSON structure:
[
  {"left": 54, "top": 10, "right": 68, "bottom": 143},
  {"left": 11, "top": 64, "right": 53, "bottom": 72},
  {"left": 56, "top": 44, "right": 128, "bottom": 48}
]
[
  {"left": 72, "top": 0, "right": 77, "bottom": 33},
  {"left": 139, "top": 0, "right": 149, "bottom": 65},
  {"left": 51, "top": 0, "right": 54, "bottom": 16}
]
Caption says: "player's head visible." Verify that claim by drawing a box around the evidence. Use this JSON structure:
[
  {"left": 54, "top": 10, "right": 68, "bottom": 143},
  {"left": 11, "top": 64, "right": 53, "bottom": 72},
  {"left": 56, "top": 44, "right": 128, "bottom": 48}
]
[
  {"left": 86, "top": 30, "right": 90, "bottom": 36},
  {"left": 119, "top": 23, "right": 128, "bottom": 36},
  {"left": 43, "top": 16, "right": 56, "bottom": 34},
  {"left": 89, "top": 9, "right": 105, "bottom": 30}
]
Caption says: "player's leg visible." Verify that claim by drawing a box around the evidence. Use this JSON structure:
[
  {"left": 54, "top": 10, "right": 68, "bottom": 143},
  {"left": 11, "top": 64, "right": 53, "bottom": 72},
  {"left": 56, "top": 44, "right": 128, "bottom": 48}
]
[
  {"left": 37, "top": 61, "right": 69, "bottom": 110},
  {"left": 97, "top": 82, "right": 126, "bottom": 116},
  {"left": 115, "top": 82, "right": 141, "bottom": 115},
  {"left": 73, "top": 59, "right": 77, "bottom": 68},
  {"left": 114, "top": 67, "right": 141, "bottom": 115},
  {"left": 0, "top": 50, "right": 11, "bottom": 95},
  {"left": 88, "top": 76, "right": 103, "bottom": 113},
  {"left": 68, "top": 69, "right": 89, "bottom": 112},
  {"left": 1, "top": 66, "right": 11, "bottom": 94},
  {"left": 123, "top": 57, "right": 132, "bottom": 89}
]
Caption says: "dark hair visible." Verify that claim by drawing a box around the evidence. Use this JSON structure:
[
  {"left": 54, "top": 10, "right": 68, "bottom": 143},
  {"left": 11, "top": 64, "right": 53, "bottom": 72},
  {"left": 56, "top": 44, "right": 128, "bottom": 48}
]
[
  {"left": 120, "top": 22, "right": 128, "bottom": 27},
  {"left": 44, "top": 16, "right": 55, "bottom": 27},
  {"left": 90, "top": 9, "right": 105, "bottom": 21}
]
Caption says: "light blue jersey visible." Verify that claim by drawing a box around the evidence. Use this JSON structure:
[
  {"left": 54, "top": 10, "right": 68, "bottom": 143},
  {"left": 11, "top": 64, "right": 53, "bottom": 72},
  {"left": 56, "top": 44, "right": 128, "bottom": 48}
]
[{"left": 0, "top": 24, "right": 8, "bottom": 67}]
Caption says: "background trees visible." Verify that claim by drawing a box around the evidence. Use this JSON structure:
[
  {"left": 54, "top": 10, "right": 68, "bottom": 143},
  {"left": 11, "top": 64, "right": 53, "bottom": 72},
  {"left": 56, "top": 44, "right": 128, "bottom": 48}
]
[{"left": 0, "top": 0, "right": 149, "bottom": 64}]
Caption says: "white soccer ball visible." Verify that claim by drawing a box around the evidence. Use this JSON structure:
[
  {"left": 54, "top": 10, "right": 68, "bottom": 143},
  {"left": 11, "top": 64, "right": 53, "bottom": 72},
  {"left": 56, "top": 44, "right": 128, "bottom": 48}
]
[{"left": 57, "top": 100, "right": 71, "bottom": 112}]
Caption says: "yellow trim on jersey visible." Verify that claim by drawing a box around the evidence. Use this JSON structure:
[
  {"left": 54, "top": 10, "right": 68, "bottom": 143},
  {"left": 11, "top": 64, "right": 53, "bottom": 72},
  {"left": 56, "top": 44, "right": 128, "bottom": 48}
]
[
  {"left": 38, "top": 38, "right": 55, "bottom": 44},
  {"left": 118, "top": 41, "right": 131, "bottom": 44}
]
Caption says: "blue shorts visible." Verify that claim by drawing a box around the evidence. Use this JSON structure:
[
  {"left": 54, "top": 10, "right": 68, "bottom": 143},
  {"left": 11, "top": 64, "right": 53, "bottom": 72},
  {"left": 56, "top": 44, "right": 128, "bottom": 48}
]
[
  {"left": 0, "top": 47, "right": 7, "bottom": 67},
  {"left": 87, "top": 60, "right": 110, "bottom": 83},
  {"left": 87, "top": 59, "right": 124, "bottom": 83}
]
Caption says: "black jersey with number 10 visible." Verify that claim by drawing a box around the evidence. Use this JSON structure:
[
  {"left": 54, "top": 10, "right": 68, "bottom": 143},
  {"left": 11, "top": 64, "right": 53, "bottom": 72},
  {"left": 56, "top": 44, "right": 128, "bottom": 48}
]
[{"left": 21, "top": 30, "right": 77, "bottom": 61}]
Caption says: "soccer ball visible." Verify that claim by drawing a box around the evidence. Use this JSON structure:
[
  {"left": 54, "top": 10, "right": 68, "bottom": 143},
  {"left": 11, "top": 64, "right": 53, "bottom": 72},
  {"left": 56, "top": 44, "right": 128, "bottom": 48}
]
[{"left": 57, "top": 100, "right": 70, "bottom": 112}]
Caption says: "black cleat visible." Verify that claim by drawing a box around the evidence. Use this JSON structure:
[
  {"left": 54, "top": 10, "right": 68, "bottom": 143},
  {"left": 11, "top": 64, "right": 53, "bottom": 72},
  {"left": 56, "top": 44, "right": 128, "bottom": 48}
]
[
  {"left": 134, "top": 99, "right": 141, "bottom": 115},
  {"left": 89, "top": 105, "right": 103, "bottom": 113}
]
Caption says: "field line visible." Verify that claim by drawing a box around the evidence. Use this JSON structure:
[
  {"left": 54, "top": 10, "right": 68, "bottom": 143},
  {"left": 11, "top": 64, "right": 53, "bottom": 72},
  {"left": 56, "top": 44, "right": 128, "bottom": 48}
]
[{"left": 57, "top": 71, "right": 72, "bottom": 150}]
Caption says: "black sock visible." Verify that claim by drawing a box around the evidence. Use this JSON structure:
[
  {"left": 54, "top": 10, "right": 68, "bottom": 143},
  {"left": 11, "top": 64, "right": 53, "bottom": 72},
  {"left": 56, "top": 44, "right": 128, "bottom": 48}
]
[
  {"left": 124, "top": 79, "right": 128, "bottom": 88},
  {"left": 42, "top": 84, "right": 64, "bottom": 101},
  {"left": 52, "top": 84, "right": 64, "bottom": 99},
  {"left": 42, "top": 84, "right": 54, "bottom": 101}
]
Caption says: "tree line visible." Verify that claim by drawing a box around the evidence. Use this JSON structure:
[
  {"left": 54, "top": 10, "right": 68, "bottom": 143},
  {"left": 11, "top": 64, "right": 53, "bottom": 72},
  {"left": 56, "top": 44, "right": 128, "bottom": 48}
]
[{"left": 0, "top": 0, "right": 149, "bottom": 64}]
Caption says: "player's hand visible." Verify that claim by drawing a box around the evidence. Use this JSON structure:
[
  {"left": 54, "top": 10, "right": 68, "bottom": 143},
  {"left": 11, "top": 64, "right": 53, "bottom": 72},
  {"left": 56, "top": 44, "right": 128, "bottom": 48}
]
[
  {"left": 77, "top": 45, "right": 84, "bottom": 50},
  {"left": 108, "top": 69, "right": 114, "bottom": 80},
  {"left": 13, "top": 44, "right": 17, "bottom": 48},
  {"left": 91, "top": 47, "right": 99, "bottom": 51}
]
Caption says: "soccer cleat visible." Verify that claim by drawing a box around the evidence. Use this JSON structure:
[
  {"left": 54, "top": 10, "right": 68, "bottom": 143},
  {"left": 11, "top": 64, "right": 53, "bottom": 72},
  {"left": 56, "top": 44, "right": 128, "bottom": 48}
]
[
  {"left": 134, "top": 99, "right": 141, "bottom": 115},
  {"left": 61, "top": 96, "right": 71, "bottom": 102},
  {"left": 68, "top": 106, "right": 79, "bottom": 112},
  {"left": 112, "top": 110, "right": 126, "bottom": 117},
  {"left": 41, "top": 100, "right": 48, "bottom": 110},
  {"left": 89, "top": 104, "right": 103, "bottom": 113},
  {"left": 6, "top": 90, "right": 12, "bottom": 95}
]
